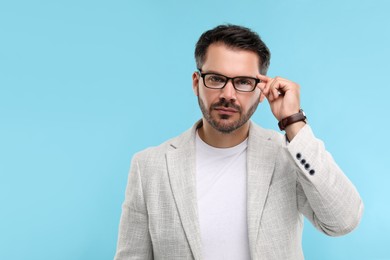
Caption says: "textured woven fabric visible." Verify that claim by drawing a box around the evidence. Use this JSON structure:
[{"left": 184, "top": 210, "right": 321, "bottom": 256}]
[{"left": 114, "top": 121, "right": 363, "bottom": 260}]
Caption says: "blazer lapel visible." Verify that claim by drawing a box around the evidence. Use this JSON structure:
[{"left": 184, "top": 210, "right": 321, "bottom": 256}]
[
  {"left": 166, "top": 127, "right": 202, "bottom": 260},
  {"left": 246, "top": 123, "right": 279, "bottom": 257},
  {"left": 164, "top": 121, "right": 279, "bottom": 259}
]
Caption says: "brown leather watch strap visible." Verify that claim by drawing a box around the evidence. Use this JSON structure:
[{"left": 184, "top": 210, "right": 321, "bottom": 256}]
[{"left": 278, "top": 109, "right": 306, "bottom": 131}]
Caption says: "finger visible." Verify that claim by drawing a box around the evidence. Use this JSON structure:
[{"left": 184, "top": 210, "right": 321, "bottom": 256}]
[
  {"left": 262, "top": 75, "right": 298, "bottom": 101},
  {"left": 266, "top": 90, "right": 273, "bottom": 102},
  {"left": 256, "top": 77, "right": 267, "bottom": 90},
  {"left": 256, "top": 83, "right": 267, "bottom": 94},
  {"left": 259, "top": 74, "right": 293, "bottom": 84},
  {"left": 269, "top": 77, "right": 278, "bottom": 90},
  {"left": 263, "top": 76, "right": 282, "bottom": 100},
  {"left": 268, "top": 86, "right": 278, "bottom": 101},
  {"left": 272, "top": 76, "right": 292, "bottom": 83},
  {"left": 257, "top": 73, "right": 272, "bottom": 82},
  {"left": 259, "top": 92, "right": 266, "bottom": 102},
  {"left": 272, "top": 85, "right": 281, "bottom": 99},
  {"left": 269, "top": 77, "right": 282, "bottom": 99},
  {"left": 259, "top": 80, "right": 270, "bottom": 95},
  {"left": 262, "top": 83, "right": 271, "bottom": 98},
  {"left": 264, "top": 77, "right": 285, "bottom": 101},
  {"left": 273, "top": 76, "right": 294, "bottom": 93},
  {"left": 274, "top": 80, "right": 298, "bottom": 95}
]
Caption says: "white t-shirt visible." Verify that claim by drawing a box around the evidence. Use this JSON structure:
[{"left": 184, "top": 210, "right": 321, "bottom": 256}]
[{"left": 196, "top": 131, "right": 250, "bottom": 260}]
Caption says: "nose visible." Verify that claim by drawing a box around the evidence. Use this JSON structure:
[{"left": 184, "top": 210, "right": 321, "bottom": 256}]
[{"left": 219, "top": 79, "right": 237, "bottom": 102}]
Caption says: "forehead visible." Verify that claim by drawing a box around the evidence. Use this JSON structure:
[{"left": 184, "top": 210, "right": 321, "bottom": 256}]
[{"left": 203, "top": 43, "right": 260, "bottom": 76}]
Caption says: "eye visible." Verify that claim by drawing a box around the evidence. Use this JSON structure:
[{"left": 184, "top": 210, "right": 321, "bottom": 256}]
[
  {"left": 236, "top": 78, "right": 253, "bottom": 85},
  {"left": 207, "top": 75, "right": 226, "bottom": 83}
]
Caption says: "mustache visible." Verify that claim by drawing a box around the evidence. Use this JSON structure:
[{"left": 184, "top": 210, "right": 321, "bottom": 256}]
[{"left": 211, "top": 99, "right": 241, "bottom": 112}]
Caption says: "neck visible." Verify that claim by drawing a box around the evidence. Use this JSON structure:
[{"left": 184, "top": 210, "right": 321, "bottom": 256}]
[{"left": 197, "top": 119, "right": 250, "bottom": 148}]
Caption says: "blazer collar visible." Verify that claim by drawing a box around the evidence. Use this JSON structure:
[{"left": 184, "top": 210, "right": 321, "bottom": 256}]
[{"left": 166, "top": 120, "right": 279, "bottom": 259}]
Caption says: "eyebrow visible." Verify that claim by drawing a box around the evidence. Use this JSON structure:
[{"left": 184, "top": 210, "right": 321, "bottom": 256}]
[{"left": 201, "top": 69, "right": 256, "bottom": 78}]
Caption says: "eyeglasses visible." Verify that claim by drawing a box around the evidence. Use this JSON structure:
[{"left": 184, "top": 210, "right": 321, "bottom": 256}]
[{"left": 198, "top": 68, "right": 260, "bottom": 92}]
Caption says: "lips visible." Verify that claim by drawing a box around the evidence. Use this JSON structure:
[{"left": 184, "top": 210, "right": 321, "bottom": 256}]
[
  {"left": 214, "top": 107, "right": 238, "bottom": 113},
  {"left": 214, "top": 107, "right": 239, "bottom": 115}
]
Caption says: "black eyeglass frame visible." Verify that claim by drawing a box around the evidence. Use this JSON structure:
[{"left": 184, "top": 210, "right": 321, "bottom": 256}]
[{"left": 197, "top": 68, "right": 261, "bottom": 92}]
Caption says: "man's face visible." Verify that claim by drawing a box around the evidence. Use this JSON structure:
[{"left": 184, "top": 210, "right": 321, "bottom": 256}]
[{"left": 192, "top": 43, "right": 264, "bottom": 134}]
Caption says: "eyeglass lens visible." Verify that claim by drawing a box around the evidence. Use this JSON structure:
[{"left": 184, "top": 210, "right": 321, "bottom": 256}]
[{"left": 204, "top": 74, "right": 256, "bottom": 91}]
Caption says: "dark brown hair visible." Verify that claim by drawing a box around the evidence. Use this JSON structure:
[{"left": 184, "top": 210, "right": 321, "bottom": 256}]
[{"left": 195, "top": 24, "right": 271, "bottom": 74}]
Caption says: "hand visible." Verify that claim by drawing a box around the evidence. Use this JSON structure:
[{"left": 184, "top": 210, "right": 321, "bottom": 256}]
[{"left": 257, "top": 74, "right": 301, "bottom": 121}]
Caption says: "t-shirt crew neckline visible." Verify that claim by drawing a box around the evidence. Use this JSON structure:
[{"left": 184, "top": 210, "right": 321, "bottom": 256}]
[{"left": 195, "top": 130, "right": 248, "bottom": 155}]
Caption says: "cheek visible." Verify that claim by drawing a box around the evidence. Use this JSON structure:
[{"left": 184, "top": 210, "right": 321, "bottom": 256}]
[
  {"left": 241, "top": 94, "right": 260, "bottom": 110},
  {"left": 251, "top": 89, "right": 262, "bottom": 103},
  {"left": 199, "top": 89, "right": 218, "bottom": 107}
]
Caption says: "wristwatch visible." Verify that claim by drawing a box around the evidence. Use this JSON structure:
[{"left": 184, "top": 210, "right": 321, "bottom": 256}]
[{"left": 278, "top": 109, "right": 306, "bottom": 131}]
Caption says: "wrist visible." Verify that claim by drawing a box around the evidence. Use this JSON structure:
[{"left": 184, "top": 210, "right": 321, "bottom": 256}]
[
  {"left": 278, "top": 109, "right": 307, "bottom": 141},
  {"left": 278, "top": 109, "right": 306, "bottom": 131},
  {"left": 285, "top": 121, "right": 306, "bottom": 141}
]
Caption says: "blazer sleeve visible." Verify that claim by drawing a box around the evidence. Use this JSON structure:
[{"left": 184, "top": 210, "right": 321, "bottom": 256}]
[
  {"left": 286, "top": 125, "right": 364, "bottom": 236},
  {"left": 114, "top": 154, "right": 154, "bottom": 259}
]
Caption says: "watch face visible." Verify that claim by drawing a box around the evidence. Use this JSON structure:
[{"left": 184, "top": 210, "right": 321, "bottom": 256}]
[{"left": 300, "top": 109, "right": 306, "bottom": 117}]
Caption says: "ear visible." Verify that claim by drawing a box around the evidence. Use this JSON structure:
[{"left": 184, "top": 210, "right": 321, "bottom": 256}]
[{"left": 192, "top": 72, "right": 199, "bottom": 96}]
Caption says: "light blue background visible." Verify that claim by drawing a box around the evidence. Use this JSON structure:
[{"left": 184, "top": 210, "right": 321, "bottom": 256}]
[{"left": 1, "top": 0, "right": 389, "bottom": 259}]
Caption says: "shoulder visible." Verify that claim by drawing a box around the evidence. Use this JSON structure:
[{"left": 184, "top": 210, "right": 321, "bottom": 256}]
[
  {"left": 249, "top": 121, "right": 286, "bottom": 146},
  {"left": 132, "top": 124, "right": 196, "bottom": 164}
]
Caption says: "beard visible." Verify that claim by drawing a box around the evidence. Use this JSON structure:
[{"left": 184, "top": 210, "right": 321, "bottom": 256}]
[{"left": 198, "top": 97, "right": 259, "bottom": 134}]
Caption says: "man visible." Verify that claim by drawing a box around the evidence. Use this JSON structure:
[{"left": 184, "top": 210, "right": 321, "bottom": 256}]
[{"left": 114, "top": 25, "right": 363, "bottom": 260}]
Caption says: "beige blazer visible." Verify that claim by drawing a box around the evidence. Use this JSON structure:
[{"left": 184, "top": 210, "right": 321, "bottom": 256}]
[{"left": 114, "top": 121, "right": 363, "bottom": 260}]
